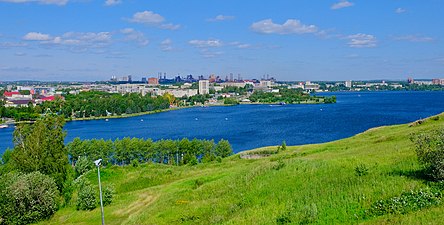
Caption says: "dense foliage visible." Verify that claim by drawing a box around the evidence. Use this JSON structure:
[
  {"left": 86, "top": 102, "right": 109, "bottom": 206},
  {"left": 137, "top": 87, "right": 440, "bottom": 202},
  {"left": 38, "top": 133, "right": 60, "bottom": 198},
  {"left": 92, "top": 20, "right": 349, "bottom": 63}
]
[
  {"left": 43, "top": 91, "right": 170, "bottom": 118},
  {"left": 223, "top": 98, "right": 239, "bottom": 105},
  {"left": 249, "top": 88, "right": 336, "bottom": 104},
  {"left": 0, "top": 172, "right": 59, "bottom": 225},
  {"left": 11, "top": 115, "right": 68, "bottom": 189},
  {"left": 0, "top": 91, "right": 171, "bottom": 121},
  {"left": 411, "top": 127, "right": 444, "bottom": 180},
  {"left": 67, "top": 137, "right": 233, "bottom": 167}
]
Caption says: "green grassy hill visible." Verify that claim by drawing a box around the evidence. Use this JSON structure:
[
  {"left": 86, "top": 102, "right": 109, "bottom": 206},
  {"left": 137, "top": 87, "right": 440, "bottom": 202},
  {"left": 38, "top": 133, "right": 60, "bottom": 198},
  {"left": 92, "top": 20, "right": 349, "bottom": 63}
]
[{"left": 39, "top": 113, "right": 444, "bottom": 224}]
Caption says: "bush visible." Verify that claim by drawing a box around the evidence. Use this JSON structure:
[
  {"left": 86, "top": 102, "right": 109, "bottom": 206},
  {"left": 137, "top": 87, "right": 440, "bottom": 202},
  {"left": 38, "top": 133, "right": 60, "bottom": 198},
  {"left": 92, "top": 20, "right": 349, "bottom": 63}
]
[
  {"left": 368, "top": 189, "right": 441, "bottom": 216},
  {"left": 0, "top": 172, "right": 59, "bottom": 225},
  {"left": 411, "top": 129, "right": 444, "bottom": 180},
  {"left": 355, "top": 164, "right": 369, "bottom": 177},
  {"left": 75, "top": 156, "right": 93, "bottom": 177},
  {"left": 281, "top": 141, "right": 287, "bottom": 151},
  {"left": 77, "top": 184, "right": 97, "bottom": 210},
  {"left": 102, "top": 185, "right": 115, "bottom": 206},
  {"left": 131, "top": 159, "right": 139, "bottom": 167}
]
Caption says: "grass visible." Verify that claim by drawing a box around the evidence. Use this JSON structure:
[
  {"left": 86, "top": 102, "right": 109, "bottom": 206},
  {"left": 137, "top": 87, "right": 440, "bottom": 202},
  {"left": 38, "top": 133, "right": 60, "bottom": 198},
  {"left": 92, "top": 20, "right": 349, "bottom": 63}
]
[{"left": 37, "top": 113, "right": 444, "bottom": 224}]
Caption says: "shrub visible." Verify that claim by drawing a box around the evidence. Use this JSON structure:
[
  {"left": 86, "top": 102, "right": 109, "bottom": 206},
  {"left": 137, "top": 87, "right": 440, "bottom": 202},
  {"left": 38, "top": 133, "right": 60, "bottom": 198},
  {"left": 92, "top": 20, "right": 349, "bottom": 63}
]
[
  {"left": 368, "top": 189, "right": 441, "bottom": 216},
  {"left": 411, "top": 129, "right": 444, "bottom": 180},
  {"left": 274, "top": 158, "right": 286, "bottom": 170},
  {"left": 355, "top": 164, "right": 369, "bottom": 177},
  {"left": 131, "top": 159, "right": 139, "bottom": 167},
  {"left": 75, "top": 156, "right": 93, "bottom": 177},
  {"left": 76, "top": 179, "right": 97, "bottom": 211},
  {"left": 0, "top": 172, "right": 59, "bottom": 225},
  {"left": 193, "top": 179, "right": 204, "bottom": 189},
  {"left": 281, "top": 141, "right": 287, "bottom": 151},
  {"left": 102, "top": 185, "right": 115, "bottom": 206}
]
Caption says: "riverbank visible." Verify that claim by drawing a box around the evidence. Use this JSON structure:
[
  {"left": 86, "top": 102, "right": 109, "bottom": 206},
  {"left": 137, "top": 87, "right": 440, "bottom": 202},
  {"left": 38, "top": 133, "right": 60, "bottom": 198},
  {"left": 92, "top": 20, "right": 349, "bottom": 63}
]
[{"left": 70, "top": 106, "right": 191, "bottom": 121}]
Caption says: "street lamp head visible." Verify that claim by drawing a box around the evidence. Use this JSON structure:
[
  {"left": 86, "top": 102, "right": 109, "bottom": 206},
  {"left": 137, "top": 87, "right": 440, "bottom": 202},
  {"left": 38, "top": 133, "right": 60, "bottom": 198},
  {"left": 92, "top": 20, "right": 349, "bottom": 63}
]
[{"left": 94, "top": 159, "right": 102, "bottom": 167}]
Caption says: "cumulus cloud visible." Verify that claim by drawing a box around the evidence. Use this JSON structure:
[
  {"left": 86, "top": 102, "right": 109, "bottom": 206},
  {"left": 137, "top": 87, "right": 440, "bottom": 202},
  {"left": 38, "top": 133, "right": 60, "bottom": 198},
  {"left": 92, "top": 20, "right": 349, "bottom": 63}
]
[
  {"left": 207, "top": 15, "right": 235, "bottom": 22},
  {"left": 129, "top": 11, "right": 164, "bottom": 24},
  {"left": 127, "top": 10, "right": 180, "bottom": 30},
  {"left": 23, "top": 32, "right": 52, "bottom": 41},
  {"left": 346, "top": 33, "right": 377, "bottom": 48},
  {"left": 392, "top": 35, "right": 434, "bottom": 42},
  {"left": 104, "top": 0, "right": 121, "bottom": 6},
  {"left": 0, "top": 0, "right": 68, "bottom": 5},
  {"left": 251, "top": 19, "right": 318, "bottom": 35},
  {"left": 189, "top": 39, "right": 223, "bottom": 48},
  {"left": 331, "top": 1, "right": 354, "bottom": 10},
  {"left": 395, "top": 8, "right": 406, "bottom": 14},
  {"left": 120, "top": 28, "right": 149, "bottom": 46}
]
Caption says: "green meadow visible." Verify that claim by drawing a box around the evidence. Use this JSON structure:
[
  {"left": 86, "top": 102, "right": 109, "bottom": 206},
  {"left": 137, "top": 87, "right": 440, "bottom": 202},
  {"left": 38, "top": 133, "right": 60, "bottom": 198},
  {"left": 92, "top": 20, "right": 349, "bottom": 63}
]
[{"left": 39, "top": 113, "right": 444, "bottom": 224}]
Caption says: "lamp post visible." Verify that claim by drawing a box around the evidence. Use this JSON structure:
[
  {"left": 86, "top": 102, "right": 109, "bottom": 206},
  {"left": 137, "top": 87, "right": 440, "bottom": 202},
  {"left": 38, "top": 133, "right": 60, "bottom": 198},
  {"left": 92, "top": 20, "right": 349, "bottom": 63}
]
[{"left": 94, "top": 159, "right": 105, "bottom": 225}]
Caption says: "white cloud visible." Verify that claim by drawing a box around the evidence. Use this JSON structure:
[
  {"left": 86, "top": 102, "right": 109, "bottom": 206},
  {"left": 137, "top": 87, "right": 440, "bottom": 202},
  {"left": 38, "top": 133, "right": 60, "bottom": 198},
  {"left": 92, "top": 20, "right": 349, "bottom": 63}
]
[
  {"left": 346, "top": 33, "right": 377, "bottom": 48},
  {"left": 129, "top": 11, "right": 164, "bottom": 24},
  {"left": 393, "top": 35, "right": 434, "bottom": 42},
  {"left": 127, "top": 11, "right": 180, "bottom": 30},
  {"left": 23, "top": 32, "right": 52, "bottom": 41},
  {"left": 120, "top": 28, "right": 149, "bottom": 46},
  {"left": 331, "top": 1, "right": 354, "bottom": 10},
  {"left": 207, "top": 15, "right": 235, "bottom": 22},
  {"left": 395, "top": 8, "right": 406, "bottom": 14},
  {"left": 160, "top": 38, "right": 173, "bottom": 51},
  {"left": 199, "top": 49, "right": 223, "bottom": 58},
  {"left": 189, "top": 39, "right": 223, "bottom": 48},
  {"left": 0, "top": 0, "right": 68, "bottom": 5},
  {"left": 160, "top": 23, "right": 180, "bottom": 30},
  {"left": 0, "top": 42, "right": 28, "bottom": 48},
  {"left": 251, "top": 19, "right": 318, "bottom": 35},
  {"left": 104, "top": 0, "right": 121, "bottom": 6}
]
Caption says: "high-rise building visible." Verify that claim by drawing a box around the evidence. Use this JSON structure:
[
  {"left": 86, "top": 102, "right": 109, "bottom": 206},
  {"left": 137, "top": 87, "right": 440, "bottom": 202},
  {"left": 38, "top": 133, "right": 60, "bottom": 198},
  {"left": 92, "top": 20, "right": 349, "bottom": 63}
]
[
  {"left": 345, "top": 80, "right": 352, "bottom": 88},
  {"left": 199, "top": 80, "right": 210, "bottom": 95}
]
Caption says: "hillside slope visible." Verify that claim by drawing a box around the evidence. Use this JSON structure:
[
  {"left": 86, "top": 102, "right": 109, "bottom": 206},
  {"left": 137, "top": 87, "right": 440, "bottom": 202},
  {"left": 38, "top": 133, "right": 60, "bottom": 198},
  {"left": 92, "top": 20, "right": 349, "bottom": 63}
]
[{"left": 39, "top": 113, "right": 444, "bottom": 224}]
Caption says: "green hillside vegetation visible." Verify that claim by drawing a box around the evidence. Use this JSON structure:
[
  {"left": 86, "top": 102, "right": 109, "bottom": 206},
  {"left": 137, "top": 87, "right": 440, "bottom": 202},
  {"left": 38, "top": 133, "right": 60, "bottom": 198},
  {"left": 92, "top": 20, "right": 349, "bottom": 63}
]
[{"left": 27, "top": 113, "right": 444, "bottom": 224}]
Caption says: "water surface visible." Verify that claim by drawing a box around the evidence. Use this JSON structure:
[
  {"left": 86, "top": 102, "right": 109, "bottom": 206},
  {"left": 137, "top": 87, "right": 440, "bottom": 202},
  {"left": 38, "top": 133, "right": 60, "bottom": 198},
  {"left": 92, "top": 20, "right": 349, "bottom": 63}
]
[{"left": 1, "top": 91, "right": 443, "bottom": 154}]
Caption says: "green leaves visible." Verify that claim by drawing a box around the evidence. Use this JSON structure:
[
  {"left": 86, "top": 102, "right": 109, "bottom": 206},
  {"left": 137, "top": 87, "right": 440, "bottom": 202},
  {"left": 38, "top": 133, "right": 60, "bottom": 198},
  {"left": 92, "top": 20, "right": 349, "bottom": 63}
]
[{"left": 11, "top": 115, "right": 68, "bottom": 190}]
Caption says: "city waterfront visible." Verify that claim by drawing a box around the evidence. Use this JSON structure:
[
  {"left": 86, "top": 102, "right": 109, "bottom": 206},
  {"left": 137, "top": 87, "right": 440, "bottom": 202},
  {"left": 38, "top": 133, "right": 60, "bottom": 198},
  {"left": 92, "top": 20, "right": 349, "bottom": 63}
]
[{"left": 1, "top": 91, "right": 444, "bottom": 154}]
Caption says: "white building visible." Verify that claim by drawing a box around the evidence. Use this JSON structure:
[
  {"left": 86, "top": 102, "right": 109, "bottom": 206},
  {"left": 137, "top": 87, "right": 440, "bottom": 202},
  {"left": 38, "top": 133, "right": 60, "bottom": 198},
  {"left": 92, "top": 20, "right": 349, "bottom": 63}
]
[
  {"left": 345, "top": 80, "right": 352, "bottom": 88},
  {"left": 259, "top": 80, "right": 272, "bottom": 88},
  {"left": 199, "top": 80, "right": 209, "bottom": 95}
]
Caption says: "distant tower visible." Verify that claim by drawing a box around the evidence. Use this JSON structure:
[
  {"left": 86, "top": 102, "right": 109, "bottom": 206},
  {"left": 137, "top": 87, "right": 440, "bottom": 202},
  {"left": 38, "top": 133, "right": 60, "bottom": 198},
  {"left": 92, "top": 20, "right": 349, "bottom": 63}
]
[
  {"left": 238, "top": 74, "right": 241, "bottom": 81},
  {"left": 230, "top": 73, "right": 233, "bottom": 82}
]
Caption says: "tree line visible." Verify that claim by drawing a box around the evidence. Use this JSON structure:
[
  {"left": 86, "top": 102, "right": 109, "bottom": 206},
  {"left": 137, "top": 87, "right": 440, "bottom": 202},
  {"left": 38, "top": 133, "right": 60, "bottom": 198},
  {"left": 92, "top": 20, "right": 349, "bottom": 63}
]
[
  {"left": 0, "top": 91, "right": 171, "bottom": 121},
  {"left": 67, "top": 137, "right": 233, "bottom": 167},
  {"left": 249, "top": 88, "right": 336, "bottom": 104}
]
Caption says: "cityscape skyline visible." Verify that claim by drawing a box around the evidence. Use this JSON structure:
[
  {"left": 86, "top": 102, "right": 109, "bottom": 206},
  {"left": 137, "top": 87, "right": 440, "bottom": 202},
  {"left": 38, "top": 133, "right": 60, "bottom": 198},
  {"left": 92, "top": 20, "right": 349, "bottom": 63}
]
[{"left": 0, "top": 0, "right": 443, "bottom": 81}]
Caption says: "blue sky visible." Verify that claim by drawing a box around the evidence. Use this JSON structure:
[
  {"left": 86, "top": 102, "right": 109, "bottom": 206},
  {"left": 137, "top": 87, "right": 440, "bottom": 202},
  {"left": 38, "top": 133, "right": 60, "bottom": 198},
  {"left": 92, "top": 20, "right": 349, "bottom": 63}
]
[{"left": 0, "top": 0, "right": 443, "bottom": 81}]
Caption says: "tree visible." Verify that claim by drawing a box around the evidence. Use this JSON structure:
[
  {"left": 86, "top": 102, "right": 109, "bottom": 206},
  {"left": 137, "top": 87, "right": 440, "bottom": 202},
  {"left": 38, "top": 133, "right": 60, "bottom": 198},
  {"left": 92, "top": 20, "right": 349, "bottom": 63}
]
[
  {"left": 11, "top": 115, "right": 69, "bottom": 189},
  {"left": 0, "top": 172, "right": 59, "bottom": 225},
  {"left": 215, "top": 139, "right": 233, "bottom": 158},
  {"left": 281, "top": 141, "right": 287, "bottom": 151},
  {"left": 75, "top": 156, "right": 93, "bottom": 178},
  {"left": 411, "top": 128, "right": 444, "bottom": 180}
]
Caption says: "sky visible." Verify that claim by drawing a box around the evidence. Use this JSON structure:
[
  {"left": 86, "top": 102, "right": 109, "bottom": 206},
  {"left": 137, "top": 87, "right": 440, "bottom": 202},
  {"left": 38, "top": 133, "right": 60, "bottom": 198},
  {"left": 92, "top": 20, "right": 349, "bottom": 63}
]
[{"left": 0, "top": 0, "right": 443, "bottom": 82}]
